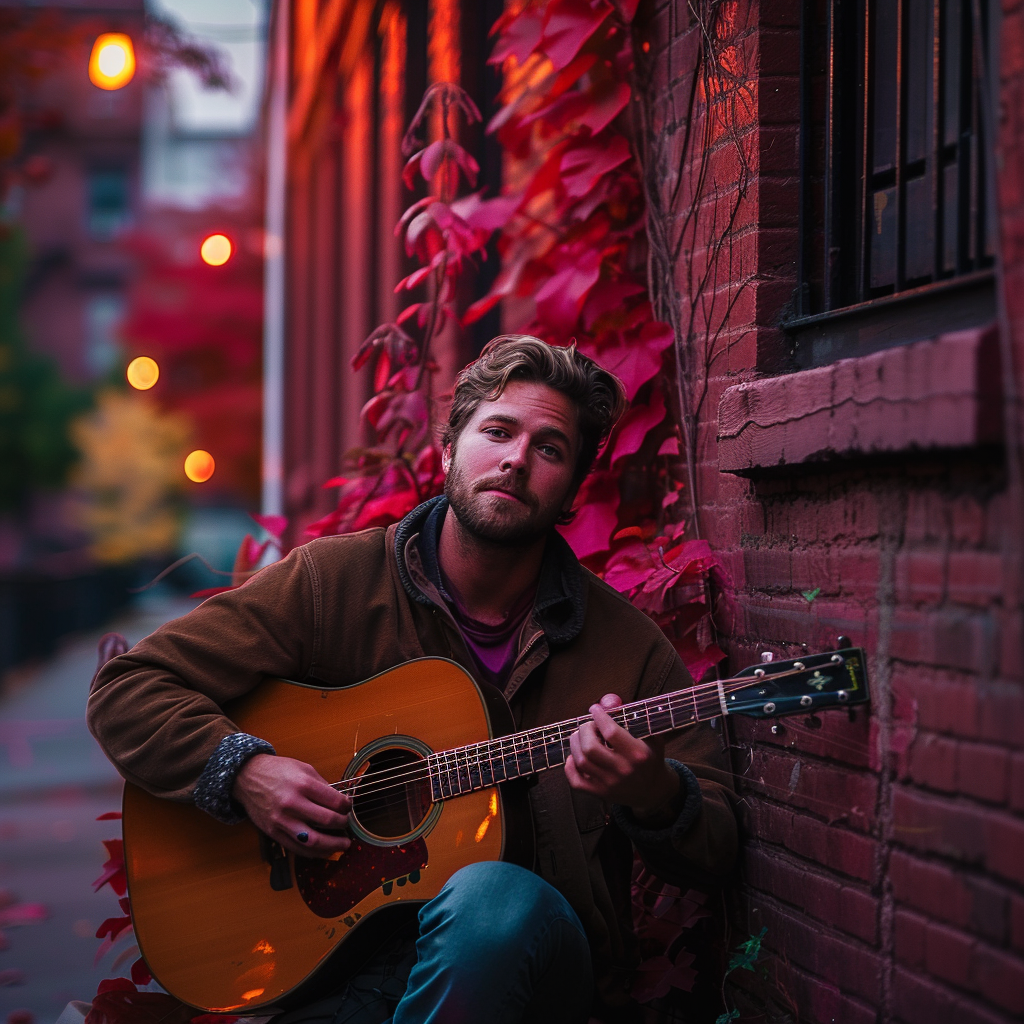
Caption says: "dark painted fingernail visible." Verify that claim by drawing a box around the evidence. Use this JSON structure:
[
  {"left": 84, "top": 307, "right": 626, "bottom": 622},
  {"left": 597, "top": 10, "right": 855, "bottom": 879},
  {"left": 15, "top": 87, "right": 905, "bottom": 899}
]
[{"left": 296, "top": 831, "right": 310, "bottom": 843}]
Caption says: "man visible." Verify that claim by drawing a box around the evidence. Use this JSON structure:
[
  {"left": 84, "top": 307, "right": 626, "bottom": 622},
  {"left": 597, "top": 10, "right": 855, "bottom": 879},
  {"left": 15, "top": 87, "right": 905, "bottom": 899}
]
[{"left": 88, "top": 335, "right": 737, "bottom": 1024}]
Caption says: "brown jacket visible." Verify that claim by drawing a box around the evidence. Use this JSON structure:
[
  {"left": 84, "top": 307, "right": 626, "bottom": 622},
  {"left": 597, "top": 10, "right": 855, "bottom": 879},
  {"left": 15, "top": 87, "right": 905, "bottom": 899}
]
[{"left": 88, "top": 497, "right": 737, "bottom": 1005}]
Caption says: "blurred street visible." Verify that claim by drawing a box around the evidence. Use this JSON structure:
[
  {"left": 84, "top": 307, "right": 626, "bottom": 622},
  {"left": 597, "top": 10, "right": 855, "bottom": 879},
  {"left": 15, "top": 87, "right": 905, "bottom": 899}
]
[{"left": 0, "top": 592, "right": 197, "bottom": 1022}]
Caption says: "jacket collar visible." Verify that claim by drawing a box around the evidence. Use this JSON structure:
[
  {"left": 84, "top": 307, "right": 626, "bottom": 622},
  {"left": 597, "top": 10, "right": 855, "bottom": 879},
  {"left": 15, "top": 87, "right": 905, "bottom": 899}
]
[{"left": 393, "top": 495, "right": 587, "bottom": 647}]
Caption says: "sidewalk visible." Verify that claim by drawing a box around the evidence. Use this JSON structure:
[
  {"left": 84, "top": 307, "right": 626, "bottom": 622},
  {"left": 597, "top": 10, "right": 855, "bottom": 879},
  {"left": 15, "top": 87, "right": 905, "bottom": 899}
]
[{"left": 0, "top": 591, "right": 198, "bottom": 1022}]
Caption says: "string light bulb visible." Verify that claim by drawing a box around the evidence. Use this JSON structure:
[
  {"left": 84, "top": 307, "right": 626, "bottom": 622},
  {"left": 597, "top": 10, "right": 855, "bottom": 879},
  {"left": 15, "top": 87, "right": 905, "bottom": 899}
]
[
  {"left": 200, "top": 234, "right": 232, "bottom": 266},
  {"left": 184, "top": 450, "right": 216, "bottom": 483},
  {"left": 89, "top": 34, "right": 136, "bottom": 90},
  {"left": 126, "top": 356, "right": 159, "bottom": 390}
]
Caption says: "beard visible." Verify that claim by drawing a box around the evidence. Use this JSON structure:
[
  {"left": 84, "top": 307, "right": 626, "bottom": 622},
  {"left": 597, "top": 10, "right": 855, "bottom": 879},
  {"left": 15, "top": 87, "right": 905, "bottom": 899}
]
[{"left": 444, "top": 457, "right": 564, "bottom": 546}]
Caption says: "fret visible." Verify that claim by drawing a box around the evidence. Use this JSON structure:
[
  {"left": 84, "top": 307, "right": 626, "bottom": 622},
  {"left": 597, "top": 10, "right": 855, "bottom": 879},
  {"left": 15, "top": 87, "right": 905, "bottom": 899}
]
[
  {"left": 428, "top": 754, "right": 443, "bottom": 802},
  {"left": 502, "top": 737, "right": 518, "bottom": 780},
  {"left": 647, "top": 699, "right": 673, "bottom": 734}
]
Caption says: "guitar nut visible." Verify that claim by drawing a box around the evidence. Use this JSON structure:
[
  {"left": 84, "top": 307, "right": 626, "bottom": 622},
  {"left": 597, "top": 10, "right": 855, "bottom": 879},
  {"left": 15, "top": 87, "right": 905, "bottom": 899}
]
[
  {"left": 800, "top": 695, "right": 813, "bottom": 707},
  {"left": 763, "top": 702, "right": 776, "bottom": 714},
  {"left": 793, "top": 661, "right": 805, "bottom": 671},
  {"left": 754, "top": 668, "right": 766, "bottom": 678}
]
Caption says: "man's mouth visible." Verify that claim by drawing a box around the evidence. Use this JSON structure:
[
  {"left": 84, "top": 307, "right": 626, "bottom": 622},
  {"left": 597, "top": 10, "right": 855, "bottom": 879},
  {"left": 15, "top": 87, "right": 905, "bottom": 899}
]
[{"left": 482, "top": 488, "right": 527, "bottom": 504}]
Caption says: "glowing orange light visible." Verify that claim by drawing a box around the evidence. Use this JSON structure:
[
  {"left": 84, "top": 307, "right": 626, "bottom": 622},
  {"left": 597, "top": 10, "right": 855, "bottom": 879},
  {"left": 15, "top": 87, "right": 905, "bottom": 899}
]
[
  {"left": 184, "top": 450, "right": 216, "bottom": 483},
  {"left": 253, "top": 940, "right": 275, "bottom": 955},
  {"left": 89, "top": 34, "right": 136, "bottom": 90},
  {"left": 200, "top": 234, "right": 232, "bottom": 266},
  {"left": 241, "top": 989, "right": 265, "bottom": 1001},
  {"left": 126, "top": 356, "right": 159, "bottom": 390},
  {"left": 474, "top": 791, "right": 499, "bottom": 843}
]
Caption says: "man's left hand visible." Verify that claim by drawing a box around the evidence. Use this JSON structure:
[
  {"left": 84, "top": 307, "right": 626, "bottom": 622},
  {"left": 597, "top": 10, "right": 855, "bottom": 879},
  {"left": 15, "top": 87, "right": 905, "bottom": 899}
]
[{"left": 565, "top": 693, "right": 680, "bottom": 820}]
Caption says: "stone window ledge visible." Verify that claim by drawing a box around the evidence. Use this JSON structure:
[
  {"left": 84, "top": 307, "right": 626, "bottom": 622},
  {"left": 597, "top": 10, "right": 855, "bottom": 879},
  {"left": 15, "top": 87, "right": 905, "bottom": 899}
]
[{"left": 717, "top": 326, "right": 1002, "bottom": 475}]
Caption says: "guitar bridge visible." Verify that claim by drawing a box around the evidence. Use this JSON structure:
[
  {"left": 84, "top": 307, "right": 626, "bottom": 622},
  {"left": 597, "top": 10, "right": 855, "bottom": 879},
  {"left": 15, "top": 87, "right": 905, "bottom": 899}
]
[{"left": 259, "top": 832, "right": 293, "bottom": 891}]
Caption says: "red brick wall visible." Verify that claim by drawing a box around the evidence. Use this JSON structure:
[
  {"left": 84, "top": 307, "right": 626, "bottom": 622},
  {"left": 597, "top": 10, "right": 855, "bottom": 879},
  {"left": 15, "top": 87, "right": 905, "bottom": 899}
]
[{"left": 645, "top": 2, "right": 1024, "bottom": 1021}]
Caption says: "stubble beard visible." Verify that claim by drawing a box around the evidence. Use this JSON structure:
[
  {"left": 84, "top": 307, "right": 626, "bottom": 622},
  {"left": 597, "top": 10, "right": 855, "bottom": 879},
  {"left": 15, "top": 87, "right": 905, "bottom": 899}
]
[{"left": 444, "top": 456, "right": 562, "bottom": 546}]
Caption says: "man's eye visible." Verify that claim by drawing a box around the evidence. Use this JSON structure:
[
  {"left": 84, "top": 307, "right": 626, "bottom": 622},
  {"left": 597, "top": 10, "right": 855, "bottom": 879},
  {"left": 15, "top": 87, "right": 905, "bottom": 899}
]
[{"left": 538, "top": 444, "right": 561, "bottom": 458}]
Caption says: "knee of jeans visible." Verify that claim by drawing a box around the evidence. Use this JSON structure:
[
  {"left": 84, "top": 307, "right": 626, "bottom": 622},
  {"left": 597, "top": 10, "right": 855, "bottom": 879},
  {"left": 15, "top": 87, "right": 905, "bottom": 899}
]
[{"left": 427, "top": 861, "right": 582, "bottom": 951}]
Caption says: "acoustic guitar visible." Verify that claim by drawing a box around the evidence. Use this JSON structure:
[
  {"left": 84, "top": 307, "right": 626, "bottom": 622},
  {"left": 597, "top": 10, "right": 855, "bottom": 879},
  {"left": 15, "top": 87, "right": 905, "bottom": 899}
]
[{"left": 121, "top": 646, "right": 869, "bottom": 1013}]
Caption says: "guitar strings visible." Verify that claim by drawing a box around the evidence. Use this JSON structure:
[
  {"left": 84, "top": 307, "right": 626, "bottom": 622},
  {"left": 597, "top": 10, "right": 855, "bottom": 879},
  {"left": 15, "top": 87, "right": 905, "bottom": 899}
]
[
  {"left": 329, "top": 664, "right": 844, "bottom": 799},
  {"left": 328, "top": 663, "right": 849, "bottom": 803}
]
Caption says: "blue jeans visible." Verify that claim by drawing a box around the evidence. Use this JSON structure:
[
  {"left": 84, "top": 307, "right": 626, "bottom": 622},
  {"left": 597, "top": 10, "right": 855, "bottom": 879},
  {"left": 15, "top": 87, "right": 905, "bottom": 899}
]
[{"left": 279, "top": 862, "right": 593, "bottom": 1024}]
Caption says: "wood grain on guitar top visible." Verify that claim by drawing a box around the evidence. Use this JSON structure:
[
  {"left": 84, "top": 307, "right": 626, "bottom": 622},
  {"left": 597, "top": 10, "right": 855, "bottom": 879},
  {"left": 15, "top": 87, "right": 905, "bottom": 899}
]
[{"left": 122, "top": 659, "right": 508, "bottom": 1014}]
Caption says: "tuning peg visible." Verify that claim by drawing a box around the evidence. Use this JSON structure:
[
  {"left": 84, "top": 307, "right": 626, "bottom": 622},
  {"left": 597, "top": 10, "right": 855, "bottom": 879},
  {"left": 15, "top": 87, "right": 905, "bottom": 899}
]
[
  {"left": 760, "top": 651, "right": 774, "bottom": 663},
  {"left": 804, "top": 713, "right": 822, "bottom": 729},
  {"left": 836, "top": 635, "right": 851, "bottom": 649}
]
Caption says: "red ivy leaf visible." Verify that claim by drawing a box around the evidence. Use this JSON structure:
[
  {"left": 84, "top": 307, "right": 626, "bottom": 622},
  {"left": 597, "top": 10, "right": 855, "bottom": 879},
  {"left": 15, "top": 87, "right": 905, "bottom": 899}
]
[
  {"left": 250, "top": 513, "right": 287, "bottom": 539},
  {"left": 610, "top": 386, "right": 665, "bottom": 464},
  {"left": 93, "top": 840, "right": 126, "bottom": 896},
  {"left": 96, "top": 812, "right": 122, "bottom": 821},
  {"left": 95, "top": 916, "right": 132, "bottom": 942},
  {"left": 540, "top": 0, "right": 614, "bottom": 70},
  {"left": 131, "top": 957, "right": 153, "bottom": 986},
  {"left": 558, "top": 471, "right": 620, "bottom": 559},
  {"left": 559, "top": 134, "right": 631, "bottom": 197}
]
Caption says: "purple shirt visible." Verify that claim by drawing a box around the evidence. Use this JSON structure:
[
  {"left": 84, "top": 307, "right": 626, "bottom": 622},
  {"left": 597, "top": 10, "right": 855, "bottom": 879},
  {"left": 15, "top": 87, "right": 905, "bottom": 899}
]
[{"left": 441, "top": 572, "right": 537, "bottom": 689}]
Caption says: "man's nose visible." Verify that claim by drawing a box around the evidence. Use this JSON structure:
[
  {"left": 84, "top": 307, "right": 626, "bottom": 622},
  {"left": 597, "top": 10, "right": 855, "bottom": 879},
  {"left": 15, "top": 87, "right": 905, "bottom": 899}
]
[{"left": 499, "top": 437, "right": 529, "bottom": 473}]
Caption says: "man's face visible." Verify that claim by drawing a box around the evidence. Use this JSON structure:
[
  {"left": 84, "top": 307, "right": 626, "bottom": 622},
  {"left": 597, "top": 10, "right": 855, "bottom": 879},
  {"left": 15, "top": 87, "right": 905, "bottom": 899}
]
[{"left": 443, "top": 380, "right": 580, "bottom": 545}]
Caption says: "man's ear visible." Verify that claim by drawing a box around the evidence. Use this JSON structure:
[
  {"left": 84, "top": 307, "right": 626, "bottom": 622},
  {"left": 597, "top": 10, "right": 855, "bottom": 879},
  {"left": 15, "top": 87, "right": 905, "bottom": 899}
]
[{"left": 441, "top": 444, "right": 451, "bottom": 474}]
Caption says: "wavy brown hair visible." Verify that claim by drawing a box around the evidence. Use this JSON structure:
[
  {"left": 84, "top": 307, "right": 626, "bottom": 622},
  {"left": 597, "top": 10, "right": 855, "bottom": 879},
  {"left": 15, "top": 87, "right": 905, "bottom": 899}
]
[{"left": 442, "top": 335, "right": 628, "bottom": 492}]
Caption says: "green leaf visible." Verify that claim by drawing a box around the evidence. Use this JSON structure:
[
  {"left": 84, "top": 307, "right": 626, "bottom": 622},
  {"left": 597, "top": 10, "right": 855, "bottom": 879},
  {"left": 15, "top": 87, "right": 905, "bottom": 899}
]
[
  {"left": 715, "top": 1011, "right": 740, "bottom": 1024},
  {"left": 801, "top": 587, "right": 821, "bottom": 603}
]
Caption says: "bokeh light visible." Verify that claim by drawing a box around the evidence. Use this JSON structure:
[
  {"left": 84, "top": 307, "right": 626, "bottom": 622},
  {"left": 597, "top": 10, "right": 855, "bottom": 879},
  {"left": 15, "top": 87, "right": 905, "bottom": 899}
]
[
  {"left": 89, "top": 34, "right": 136, "bottom": 91},
  {"left": 200, "top": 234, "right": 233, "bottom": 266},
  {"left": 126, "top": 356, "right": 159, "bottom": 391},
  {"left": 184, "top": 450, "right": 216, "bottom": 483}
]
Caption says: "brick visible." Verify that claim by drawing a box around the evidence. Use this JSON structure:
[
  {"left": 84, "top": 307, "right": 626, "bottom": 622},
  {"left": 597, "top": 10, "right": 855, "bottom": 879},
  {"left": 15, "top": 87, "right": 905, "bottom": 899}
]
[
  {"left": 977, "top": 681, "right": 1024, "bottom": 745},
  {"left": 964, "top": 875, "right": 1010, "bottom": 944},
  {"left": 924, "top": 921, "right": 975, "bottom": 990},
  {"left": 895, "top": 549, "right": 946, "bottom": 605},
  {"left": 748, "top": 748, "right": 878, "bottom": 831},
  {"left": 973, "top": 944, "right": 1024, "bottom": 1015},
  {"left": 947, "top": 551, "right": 1004, "bottom": 607},
  {"left": 889, "top": 850, "right": 972, "bottom": 926},
  {"left": 956, "top": 742, "right": 1010, "bottom": 804},
  {"left": 771, "top": 961, "right": 878, "bottom": 1024},
  {"left": 834, "top": 547, "right": 880, "bottom": 598},
  {"left": 986, "top": 812, "right": 1024, "bottom": 885},
  {"left": 1011, "top": 895, "right": 1024, "bottom": 952},
  {"left": 889, "top": 608, "right": 997, "bottom": 676},
  {"left": 950, "top": 495, "right": 987, "bottom": 545},
  {"left": 895, "top": 908, "right": 928, "bottom": 968},
  {"left": 1010, "top": 753, "right": 1024, "bottom": 812},
  {"left": 743, "top": 846, "right": 878, "bottom": 943},
  {"left": 747, "top": 801, "right": 878, "bottom": 882},
  {"left": 908, "top": 733, "right": 959, "bottom": 793},
  {"left": 891, "top": 667, "right": 979, "bottom": 739},
  {"left": 743, "top": 546, "right": 792, "bottom": 590},
  {"left": 757, "top": 28, "right": 801, "bottom": 75},
  {"left": 892, "top": 966, "right": 1006, "bottom": 1024},
  {"left": 891, "top": 787, "right": 990, "bottom": 862},
  {"left": 747, "top": 898, "right": 883, "bottom": 1003}
]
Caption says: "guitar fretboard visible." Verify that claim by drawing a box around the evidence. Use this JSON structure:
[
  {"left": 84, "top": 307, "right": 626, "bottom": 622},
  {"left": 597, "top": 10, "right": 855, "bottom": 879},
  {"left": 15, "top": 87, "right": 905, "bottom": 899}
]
[{"left": 423, "top": 681, "right": 730, "bottom": 802}]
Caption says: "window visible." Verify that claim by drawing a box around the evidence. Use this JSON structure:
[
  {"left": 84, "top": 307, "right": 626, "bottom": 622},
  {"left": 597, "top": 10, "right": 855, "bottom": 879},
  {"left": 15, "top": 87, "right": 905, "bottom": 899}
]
[
  {"left": 87, "top": 168, "right": 131, "bottom": 239},
  {"left": 790, "top": 0, "right": 997, "bottom": 368}
]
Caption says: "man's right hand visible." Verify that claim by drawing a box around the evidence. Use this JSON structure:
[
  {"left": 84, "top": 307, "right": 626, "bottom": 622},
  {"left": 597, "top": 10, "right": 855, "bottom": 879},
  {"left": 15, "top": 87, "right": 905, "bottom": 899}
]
[{"left": 232, "top": 753, "right": 352, "bottom": 858}]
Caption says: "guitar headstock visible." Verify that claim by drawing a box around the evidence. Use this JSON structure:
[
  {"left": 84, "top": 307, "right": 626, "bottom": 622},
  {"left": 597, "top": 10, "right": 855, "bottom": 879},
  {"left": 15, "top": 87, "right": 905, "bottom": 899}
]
[{"left": 726, "top": 647, "right": 870, "bottom": 719}]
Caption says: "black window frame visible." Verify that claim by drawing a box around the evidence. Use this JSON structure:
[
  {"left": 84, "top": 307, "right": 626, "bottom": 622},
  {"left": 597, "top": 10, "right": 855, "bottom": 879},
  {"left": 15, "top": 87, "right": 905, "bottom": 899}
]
[{"left": 787, "top": 0, "right": 998, "bottom": 370}]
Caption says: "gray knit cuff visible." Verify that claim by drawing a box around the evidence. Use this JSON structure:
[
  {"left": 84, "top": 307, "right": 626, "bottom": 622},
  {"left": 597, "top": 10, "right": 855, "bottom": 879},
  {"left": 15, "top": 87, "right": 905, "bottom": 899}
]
[
  {"left": 193, "top": 732, "right": 276, "bottom": 824},
  {"left": 610, "top": 759, "right": 703, "bottom": 847}
]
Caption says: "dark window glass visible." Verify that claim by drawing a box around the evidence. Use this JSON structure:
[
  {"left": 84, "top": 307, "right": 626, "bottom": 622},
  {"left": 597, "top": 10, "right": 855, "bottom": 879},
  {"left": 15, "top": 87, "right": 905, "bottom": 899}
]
[
  {"left": 87, "top": 169, "right": 131, "bottom": 238},
  {"left": 796, "top": 0, "right": 994, "bottom": 325}
]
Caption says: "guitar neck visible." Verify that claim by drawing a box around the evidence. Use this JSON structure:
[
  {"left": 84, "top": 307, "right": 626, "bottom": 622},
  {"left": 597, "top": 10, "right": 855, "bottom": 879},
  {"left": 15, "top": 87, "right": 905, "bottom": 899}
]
[{"left": 421, "top": 677, "right": 731, "bottom": 803}]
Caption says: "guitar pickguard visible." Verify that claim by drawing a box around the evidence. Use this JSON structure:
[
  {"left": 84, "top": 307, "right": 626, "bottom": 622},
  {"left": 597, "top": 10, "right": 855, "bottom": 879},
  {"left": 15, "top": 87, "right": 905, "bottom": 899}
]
[{"left": 294, "top": 837, "right": 428, "bottom": 918}]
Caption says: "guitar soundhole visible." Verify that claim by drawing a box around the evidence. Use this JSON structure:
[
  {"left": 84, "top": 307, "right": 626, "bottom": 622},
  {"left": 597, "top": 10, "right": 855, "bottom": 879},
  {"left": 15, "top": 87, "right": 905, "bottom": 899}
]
[{"left": 351, "top": 747, "right": 432, "bottom": 842}]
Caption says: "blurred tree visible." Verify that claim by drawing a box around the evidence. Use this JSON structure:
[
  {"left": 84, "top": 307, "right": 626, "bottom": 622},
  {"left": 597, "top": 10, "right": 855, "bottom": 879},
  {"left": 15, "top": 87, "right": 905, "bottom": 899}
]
[
  {"left": 71, "top": 389, "right": 189, "bottom": 564},
  {"left": 0, "top": 224, "right": 91, "bottom": 513}
]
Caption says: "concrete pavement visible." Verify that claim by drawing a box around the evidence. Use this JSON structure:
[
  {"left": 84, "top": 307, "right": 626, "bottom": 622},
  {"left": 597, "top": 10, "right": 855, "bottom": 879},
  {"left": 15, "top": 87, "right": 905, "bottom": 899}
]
[{"left": 0, "top": 590, "right": 198, "bottom": 1022}]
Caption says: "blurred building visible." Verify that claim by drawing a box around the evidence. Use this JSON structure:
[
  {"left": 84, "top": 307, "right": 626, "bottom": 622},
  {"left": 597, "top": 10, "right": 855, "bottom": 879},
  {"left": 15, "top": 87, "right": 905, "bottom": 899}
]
[{"left": 5, "top": 0, "right": 146, "bottom": 385}]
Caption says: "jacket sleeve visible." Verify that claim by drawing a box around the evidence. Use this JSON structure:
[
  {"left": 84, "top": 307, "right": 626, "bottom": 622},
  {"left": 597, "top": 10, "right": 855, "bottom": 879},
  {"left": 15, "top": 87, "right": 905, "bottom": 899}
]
[
  {"left": 86, "top": 545, "right": 317, "bottom": 802},
  {"left": 613, "top": 642, "right": 738, "bottom": 886}
]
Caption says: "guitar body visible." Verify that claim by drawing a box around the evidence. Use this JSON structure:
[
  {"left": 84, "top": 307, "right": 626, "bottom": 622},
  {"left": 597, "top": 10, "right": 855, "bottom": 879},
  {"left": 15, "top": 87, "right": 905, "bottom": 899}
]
[{"left": 122, "top": 658, "right": 532, "bottom": 1014}]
